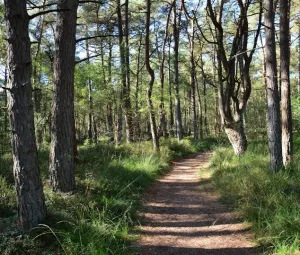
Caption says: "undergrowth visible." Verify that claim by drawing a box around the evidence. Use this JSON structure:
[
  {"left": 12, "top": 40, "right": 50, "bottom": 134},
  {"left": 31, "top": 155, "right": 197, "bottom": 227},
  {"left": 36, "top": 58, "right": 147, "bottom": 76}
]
[
  {"left": 0, "top": 137, "right": 219, "bottom": 255},
  {"left": 211, "top": 137, "right": 300, "bottom": 254}
]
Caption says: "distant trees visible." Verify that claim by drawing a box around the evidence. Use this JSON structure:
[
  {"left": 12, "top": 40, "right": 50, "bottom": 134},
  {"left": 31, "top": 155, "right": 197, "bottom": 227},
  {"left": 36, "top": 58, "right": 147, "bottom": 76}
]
[
  {"left": 4, "top": 0, "right": 46, "bottom": 230},
  {"left": 1, "top": 1, "right": 299, "bottom": 234}
]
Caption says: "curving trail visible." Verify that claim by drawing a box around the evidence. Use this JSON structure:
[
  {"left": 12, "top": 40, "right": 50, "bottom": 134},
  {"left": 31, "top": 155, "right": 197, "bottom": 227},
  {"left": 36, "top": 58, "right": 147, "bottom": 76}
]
[{"left": 136, "top": 152, "right": 260, "bottom": 255}]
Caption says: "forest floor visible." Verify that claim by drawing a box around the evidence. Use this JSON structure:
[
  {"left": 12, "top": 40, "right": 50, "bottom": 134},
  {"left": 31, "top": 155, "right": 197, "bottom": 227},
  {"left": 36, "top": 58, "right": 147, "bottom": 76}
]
[{"left": 135, "top": 152, "right": 260, "bottom": 255}]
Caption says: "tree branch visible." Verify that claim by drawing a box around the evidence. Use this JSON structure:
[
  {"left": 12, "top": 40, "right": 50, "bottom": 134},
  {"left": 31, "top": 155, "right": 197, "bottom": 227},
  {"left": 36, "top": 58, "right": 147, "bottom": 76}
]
[{"left": 29, "top": 9, "right": 70, "bottom": 20}]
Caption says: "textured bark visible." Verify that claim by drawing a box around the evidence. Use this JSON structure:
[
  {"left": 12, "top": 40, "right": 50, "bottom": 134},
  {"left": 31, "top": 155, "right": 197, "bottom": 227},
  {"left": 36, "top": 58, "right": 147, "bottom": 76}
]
[
  {"left": 173, "top": 1, "right": 183, "bottom": 141},
  {"left": 264, "top": 0, "right": 283, "bottom": 172},
  {"left": 145, "top": 0, "right": 159, "bottom": 151},
  {"left": 225, "top": 121, "right": 247, "bottom": 155},
  {"left": 50, "top": 0, "right": 78, "bottom": 192},
  {"left": 280, "top": 0, "right": 292, "bottom": 166},
  {"left": 4, "top": 0, "right": 46, "bottom": 231}
]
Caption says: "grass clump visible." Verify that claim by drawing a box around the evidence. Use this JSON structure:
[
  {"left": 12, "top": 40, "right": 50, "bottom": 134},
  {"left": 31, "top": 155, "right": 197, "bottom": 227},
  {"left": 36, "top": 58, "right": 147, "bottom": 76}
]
[
  {"left": 0, "top": 137, "right": 218, "bottom": 255},
  {"left": 210, "top": 137, "right": 300, "bottom": 254}
]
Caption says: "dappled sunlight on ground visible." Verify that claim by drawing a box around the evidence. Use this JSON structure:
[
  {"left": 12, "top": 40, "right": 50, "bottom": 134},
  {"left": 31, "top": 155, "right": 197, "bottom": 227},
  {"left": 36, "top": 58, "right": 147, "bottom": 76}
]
[{"left": 136, "top": 152, "right": 259, "bottom": 255}]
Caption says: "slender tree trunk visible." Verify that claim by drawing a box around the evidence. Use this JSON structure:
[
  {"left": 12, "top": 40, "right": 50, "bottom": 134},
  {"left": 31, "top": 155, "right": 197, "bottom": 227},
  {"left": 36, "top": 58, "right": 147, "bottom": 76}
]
[
  {"left": 117, "top": 0, "right": 132, "bottom": 143},
  {"left": 145, "top": 0, "right": 159, "bottom": 151},
  {"left": 4, "top": 67, "right": 8, "bottom": 131},
  {"left": 134, "top": 34, "right": 142, "bottom": 140},
  {"left": 4, "top": 0, "right": 46, "bottom": 230},
  {"left": 298, "top": 21, "right": 300, "bottom": 94},
  {"left": 200, "top": 50, "right": 209, "bottom": 137},
  {"left": 107, "top": 37, "right": 114, "bottom": 142},
  {"left": 50, "top": 0, "right": 78, "bottom": 192},
  {"left": 159, "top": 5, "right": 173, "bottom": 138},
  {"left": 173, "top": 1, "right": 183, "bottom": 141},
  {"left": 189, "top": 20, "right": 198, "bottom": 140},
  {"left": 280, "top": 0, "right": 292, "bottom": 166},
  {"left": 196, "top": 76, "right": 203, "bottom": 139},
  {"left": 264, "top": 0, "right": 282, "bottom": 172},
  {"left": 85, "top": 34, "right": 93, "bottom": 143},
  {"left": 168, "top": 37, "right": 174, "bottom": 136}
]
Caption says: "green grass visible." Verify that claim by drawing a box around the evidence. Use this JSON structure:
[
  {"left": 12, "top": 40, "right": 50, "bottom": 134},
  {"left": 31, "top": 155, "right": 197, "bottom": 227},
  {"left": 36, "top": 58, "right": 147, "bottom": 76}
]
[
  {"left": 210, "top": 137, "right": 300, "bottom": 254},
  {"left": 0, "top": 137, "right": 219, "bottom": 255}
]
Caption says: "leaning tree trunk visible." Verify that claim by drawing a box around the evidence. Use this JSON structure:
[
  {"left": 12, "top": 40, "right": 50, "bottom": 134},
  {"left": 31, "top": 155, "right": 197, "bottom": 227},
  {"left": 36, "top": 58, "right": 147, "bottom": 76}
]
[
  {"left": 264, "top": 0, "right": 282, "bottom": 172},
  {"left": 50, "top": 0, "right": 79, "bottom": 192},
  {"left": 280, "top": 0, "right": 292, "bottom": 166},
  {"left": 4, "top": 0, "right": 46, "bottom": 231}
]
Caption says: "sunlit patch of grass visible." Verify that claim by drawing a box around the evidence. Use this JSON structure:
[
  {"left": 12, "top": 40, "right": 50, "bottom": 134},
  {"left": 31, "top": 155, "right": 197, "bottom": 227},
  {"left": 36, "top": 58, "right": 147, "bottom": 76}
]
[
  {"left": 211, "top": 137, "right": 300, "bottom": 254},
  {"left": 0, "top": 137, "right": 218, "bottom": 254}
]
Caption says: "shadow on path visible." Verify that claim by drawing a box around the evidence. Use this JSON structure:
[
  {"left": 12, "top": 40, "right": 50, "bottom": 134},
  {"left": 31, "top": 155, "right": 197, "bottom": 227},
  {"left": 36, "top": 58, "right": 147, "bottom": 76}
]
[{"left": 136, "top": 152, "right": 260, "bottom": 255}]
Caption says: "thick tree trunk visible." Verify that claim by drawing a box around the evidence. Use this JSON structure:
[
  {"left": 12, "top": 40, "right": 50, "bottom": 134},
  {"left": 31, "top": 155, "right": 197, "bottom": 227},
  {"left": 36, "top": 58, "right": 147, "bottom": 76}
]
[
  {"left": 280, "top": 0, "right": 292, "bottom": 166},
  {"left": 4, "top": 0, "right": 46, "bottom": 231},
  {"left": 264, "top": 0, "right": 283, "bottom": 172},
  {"left": 224, "top": 120, "right": 247, "bottom": 155},
  {"left": 50, "top": 0, "right": 78, "bottom": 192}
]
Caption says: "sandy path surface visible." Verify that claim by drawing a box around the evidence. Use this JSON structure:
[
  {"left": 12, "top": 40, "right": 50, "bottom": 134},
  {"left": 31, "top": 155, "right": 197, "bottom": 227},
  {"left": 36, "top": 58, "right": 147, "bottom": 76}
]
[{"left": 136, "top": 152, "right": 260, "bottom": 255}]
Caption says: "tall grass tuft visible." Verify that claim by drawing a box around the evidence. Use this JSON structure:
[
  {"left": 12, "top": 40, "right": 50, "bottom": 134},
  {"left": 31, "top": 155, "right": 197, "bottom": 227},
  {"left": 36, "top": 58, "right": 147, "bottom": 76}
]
[
  {"left": 0, "top": 137, "right": 219, "bottom": 254},
  {"left": 211, "top": 137, "right": 300, "bottom": 254}
]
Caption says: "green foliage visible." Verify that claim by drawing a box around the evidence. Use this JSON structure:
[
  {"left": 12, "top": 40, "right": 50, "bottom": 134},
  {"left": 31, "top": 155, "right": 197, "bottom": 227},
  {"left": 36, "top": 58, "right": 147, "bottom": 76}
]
[
  {"left": 210, "top": 137, "right": 300, "bottom": 254},
  {"left": 0, "top": 138, "right": 216, "bottom": 254}
]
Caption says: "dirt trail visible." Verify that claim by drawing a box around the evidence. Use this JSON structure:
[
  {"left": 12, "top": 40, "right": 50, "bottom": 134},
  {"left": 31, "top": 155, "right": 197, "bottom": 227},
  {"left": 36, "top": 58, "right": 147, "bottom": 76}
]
[{"left": 136, "top": 152, "right": 259, "bottom": 255}]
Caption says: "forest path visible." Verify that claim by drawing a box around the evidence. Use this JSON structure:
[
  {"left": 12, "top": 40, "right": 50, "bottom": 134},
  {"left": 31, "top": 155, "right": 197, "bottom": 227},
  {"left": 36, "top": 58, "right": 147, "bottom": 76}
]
[{"left": 136, "top": 152, "right": 259, "bottom": 255}]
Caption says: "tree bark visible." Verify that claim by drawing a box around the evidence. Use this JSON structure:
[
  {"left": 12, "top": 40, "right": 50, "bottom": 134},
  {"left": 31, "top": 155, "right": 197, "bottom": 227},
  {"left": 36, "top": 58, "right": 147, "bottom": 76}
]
[
  {"left": 4, "top": 0, "right": 46, "bottom": 231},
  {"left": 280, "top": 0, "right": 292, "bottom": 166},
  {"left": 264, "top": 0, "right": 283, "bottom": 172},
  {"left": 50, "top": 0, "right": 78, "bottom": 192}
]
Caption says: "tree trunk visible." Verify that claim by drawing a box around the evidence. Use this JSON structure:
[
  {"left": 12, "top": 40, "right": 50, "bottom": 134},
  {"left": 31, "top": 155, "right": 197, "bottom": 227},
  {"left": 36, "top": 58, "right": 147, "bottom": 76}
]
[
  {"left": 264, "top": 0, "right": 283, "bottom": 172},
  {"left": 168, "top": 37, "right": 174, "bottom": 136},
  {"left": 145, "top": 0, "right": 159, "bottom": 151},
  {"left": 173, "top": 1, "right": 183, "bottom": 141},
  {"left": 107, "top": 37, "right": 114, "bottom": 142},
  {"left": 4, "top": 0, "right": 46, "bottom": 231},
  {"left": 224, "top": 120, "right": 247, "bottom": 155},
  {"left": 50, "top": 0, "right": 78, "bottom": 192},
  {"left": 117, "top": 0, "right": 132, "bottom": 143},
  {"left": 280, "top": 0, "right": 292, "bottom": 166},
  {"left": 189, "top": 20, "right": 198, "bottom": 140}
]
